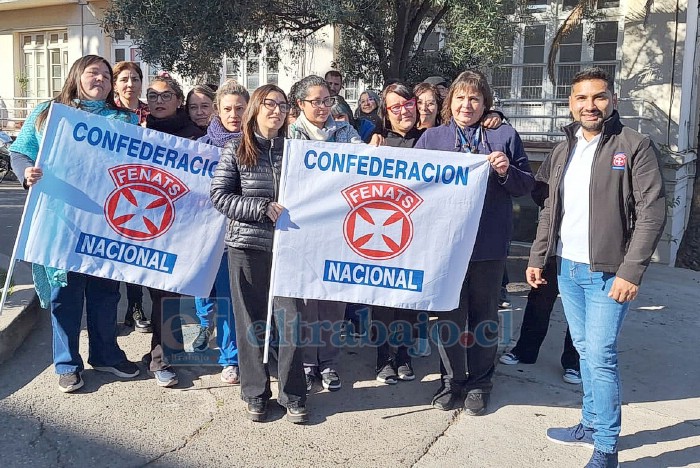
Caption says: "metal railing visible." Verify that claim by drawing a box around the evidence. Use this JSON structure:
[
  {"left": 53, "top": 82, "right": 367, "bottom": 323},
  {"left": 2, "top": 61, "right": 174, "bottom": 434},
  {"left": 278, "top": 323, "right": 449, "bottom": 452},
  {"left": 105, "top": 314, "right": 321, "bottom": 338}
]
[
  {"left": 0, "top": 96, "right": 52, "bottom": 136},
  {"left": 498, "top": 98, "right": 652, "bottom": 142}
]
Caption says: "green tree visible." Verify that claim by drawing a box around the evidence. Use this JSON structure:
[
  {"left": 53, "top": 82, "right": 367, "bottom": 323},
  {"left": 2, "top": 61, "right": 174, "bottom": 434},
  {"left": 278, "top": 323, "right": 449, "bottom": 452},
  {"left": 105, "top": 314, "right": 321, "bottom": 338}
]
[{"left": 103, "top": 0, "right": 513, "bottom": 82}]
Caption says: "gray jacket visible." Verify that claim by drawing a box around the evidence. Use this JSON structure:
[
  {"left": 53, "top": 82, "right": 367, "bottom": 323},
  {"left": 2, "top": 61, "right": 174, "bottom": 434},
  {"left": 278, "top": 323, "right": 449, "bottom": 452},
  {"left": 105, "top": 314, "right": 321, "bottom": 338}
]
[
  {"left": 528, "top": 111, "right": 666, "bottom": 285},
  {"left": 210, "top": 135, "right": 284, "bottom": 252}
]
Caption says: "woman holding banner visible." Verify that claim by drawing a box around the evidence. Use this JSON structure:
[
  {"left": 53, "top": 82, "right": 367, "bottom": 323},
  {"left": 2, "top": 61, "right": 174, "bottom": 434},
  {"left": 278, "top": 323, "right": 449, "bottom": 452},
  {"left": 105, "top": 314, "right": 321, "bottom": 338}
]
[
  {"left": 10, "top": 55, "right": 140, "bottom": 393},
  {"left": 141, "top": 74, "right": 203, "bottom": 388},
  {"left": 288, "top": 75, "right": 362, "bottom": 393},
  {"left": 210, "top": 84, "right": 308, "bottom": 423},
  {"left": 415, "top": 70, "right": 534, "bottom": 415},
  {"left": 191, "top": 79, "right": 250, "bottom": 385}
]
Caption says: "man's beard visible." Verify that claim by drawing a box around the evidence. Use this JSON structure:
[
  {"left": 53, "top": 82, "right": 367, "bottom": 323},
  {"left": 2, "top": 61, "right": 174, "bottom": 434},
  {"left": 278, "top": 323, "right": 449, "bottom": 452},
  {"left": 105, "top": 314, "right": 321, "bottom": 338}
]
[{"left": 579, "top": 112, "right": 604, "bottom": 132}]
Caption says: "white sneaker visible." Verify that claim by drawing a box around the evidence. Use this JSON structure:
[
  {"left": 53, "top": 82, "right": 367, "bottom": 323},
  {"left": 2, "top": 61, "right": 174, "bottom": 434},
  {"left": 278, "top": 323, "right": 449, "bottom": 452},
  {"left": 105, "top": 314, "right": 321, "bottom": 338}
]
[
  {"left": 499, "top": 352, "right": 520, "bottom": 365},
  {"left": 563, "top": 369, "right": 582, "bottom": 385}
]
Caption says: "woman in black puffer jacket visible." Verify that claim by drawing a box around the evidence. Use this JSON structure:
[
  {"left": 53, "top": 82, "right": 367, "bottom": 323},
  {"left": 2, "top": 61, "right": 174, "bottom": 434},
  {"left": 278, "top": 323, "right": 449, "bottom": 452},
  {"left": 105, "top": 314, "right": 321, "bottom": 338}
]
[{"left": 210, "top": 84, "right": 307, "bottom": 424}]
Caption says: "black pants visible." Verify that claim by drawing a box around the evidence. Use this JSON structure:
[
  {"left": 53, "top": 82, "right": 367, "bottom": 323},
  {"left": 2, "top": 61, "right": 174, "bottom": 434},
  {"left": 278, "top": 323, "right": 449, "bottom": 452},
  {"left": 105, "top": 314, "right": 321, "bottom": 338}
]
[
  {"left": 511, "top": 257, "right": 580, "bottom": 371},
  {"left": 228, "top": 248, "right": 305, "bottom": 406},
  {"left": 373, "top": 306, "right": 416, "bottom": 370},
  {"left": 437, "top": 259, "right": 504, "bottom": 394},
  {"left": 148, "top": 288, "right": 183, "bottom": 372}
]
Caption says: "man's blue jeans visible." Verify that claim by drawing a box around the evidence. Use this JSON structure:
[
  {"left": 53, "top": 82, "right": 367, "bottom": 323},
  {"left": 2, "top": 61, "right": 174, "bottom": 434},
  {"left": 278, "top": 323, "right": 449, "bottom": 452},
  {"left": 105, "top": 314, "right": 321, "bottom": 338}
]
[
  {"left": 194, "top": 251, "right": 238, "bottom": 366},
  {"left": 51, "top": 272, "right": 127, "bottom": 374},
  {"left": 557, "top": 257, "right": 629, "bottom": 454}
]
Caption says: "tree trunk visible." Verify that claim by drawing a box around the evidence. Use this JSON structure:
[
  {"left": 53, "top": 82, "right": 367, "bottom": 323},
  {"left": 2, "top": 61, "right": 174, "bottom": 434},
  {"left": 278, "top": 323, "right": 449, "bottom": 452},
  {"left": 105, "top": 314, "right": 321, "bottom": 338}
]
[{"left": 675, "top": 170, "right": 700, "bottom": 270}]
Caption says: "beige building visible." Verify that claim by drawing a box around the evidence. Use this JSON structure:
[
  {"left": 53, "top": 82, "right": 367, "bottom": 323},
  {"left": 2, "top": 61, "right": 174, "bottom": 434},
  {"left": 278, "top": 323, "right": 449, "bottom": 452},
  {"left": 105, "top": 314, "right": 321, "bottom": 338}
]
[{"left": 1, "top": 0, "right": 698, "bottom": 265}]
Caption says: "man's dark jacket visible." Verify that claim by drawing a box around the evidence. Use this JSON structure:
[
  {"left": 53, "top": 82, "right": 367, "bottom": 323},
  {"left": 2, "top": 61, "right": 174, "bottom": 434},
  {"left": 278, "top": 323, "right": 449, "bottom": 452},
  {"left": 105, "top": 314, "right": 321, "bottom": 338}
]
[{"left": 528, "top": 111, "right": 666, "bottom": 285}]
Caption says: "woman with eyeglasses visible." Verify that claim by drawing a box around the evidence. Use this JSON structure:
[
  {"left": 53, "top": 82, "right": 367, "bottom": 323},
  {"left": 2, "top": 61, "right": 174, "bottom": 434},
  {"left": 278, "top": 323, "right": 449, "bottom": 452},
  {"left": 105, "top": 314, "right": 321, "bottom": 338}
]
[
  {"left": 288, "top": 75, "right": 362, "bottom": 393},
  {"left": 191, "top": 80, "right": 250, "bottom": 385},
  {"left": 354, "top": 89, "right": 382, "bottom": 130},
  {"left": 210, "top": 85, "right": 308, "bottom": 423},
  {"left": 415, "top": 70, "right": 534, "bottom": 416},
  {"left": 10, "top": 55, "right": 140, "bottom": 393},
  {"left": 142, "top": 75, "right": 203, "bottom": 388},
  {"left": 186, "top": 84, "right": 216, "bottom": 132},
  {"left": 368, "top": 83, "right": 428, "bottom": 385},
  {"left": 414, "top": 82, "right": 441, "bottom": 130},
  {"left": 146, "top": 76, "right": 204, "bottom": 140}
]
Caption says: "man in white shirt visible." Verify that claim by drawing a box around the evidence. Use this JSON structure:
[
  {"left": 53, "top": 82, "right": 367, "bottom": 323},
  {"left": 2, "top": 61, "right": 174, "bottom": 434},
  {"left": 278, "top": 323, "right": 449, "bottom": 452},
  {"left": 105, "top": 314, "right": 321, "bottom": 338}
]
[{"left": 526, "top": 68, "right": 666, "bottom": 468}]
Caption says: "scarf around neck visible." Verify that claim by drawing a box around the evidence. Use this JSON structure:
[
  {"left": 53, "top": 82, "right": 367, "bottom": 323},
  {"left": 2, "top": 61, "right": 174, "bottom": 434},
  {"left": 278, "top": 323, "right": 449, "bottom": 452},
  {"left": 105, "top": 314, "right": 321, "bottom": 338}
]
[
  {"left": 293, "top": 112, "right": 337, "bottom": 141},
  {"left": 206, "top": 116, "right": 242, "bottom": 148}
]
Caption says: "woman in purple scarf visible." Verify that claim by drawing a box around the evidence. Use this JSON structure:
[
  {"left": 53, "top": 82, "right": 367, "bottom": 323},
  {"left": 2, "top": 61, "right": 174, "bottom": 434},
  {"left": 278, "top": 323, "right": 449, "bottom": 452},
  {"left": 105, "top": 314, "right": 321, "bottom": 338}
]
[{"left": 192, "top": 80, "right": 250, "bottom": 384}]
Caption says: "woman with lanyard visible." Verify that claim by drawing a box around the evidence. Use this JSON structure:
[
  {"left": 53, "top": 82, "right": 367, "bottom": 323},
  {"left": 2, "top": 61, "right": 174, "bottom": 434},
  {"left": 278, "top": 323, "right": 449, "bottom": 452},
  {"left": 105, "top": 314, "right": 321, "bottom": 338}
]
[
  {"left": 190, "top": 79, "right": 250, "bottom": 385},
  {"left": 415, "top": 69, "right": 534, "bottom": 416},
  {"left": 10, "top": 55, "right": 141, "bottom": 393}
]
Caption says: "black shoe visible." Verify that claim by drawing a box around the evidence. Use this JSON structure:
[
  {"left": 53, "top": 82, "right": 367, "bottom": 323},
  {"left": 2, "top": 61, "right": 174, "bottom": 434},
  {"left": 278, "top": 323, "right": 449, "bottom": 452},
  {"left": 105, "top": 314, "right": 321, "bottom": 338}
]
[
  {"left": 131, "top": 303, "right": 152, "bottom": 333},
  {"left": 376, "top": 363, "right": 398, "bottom": 385},
  {"left": 283, "top": 402, "right": 309, "bottom": 424},
  {"left": 246, "top": 399, "right": 268, "bottom": 422},
  {"left": 191, "top": 325, "right": 211, "bottom": 352},
  {"left": 92, "top": 360, "right": 140, "bottom": 378},
  {"left": 321, "top": 370, "right": 341, "bottom": 391},
  {"left": 58, "top": 372, "right": 83, "bottom": 393},
  {"left": 432, "top": 383, "right": 462, "bottom": 411},
  {"left": 463, "top": 392, "right": 489, "bottom": 416},
  {"left": 305, "top": 372, "right": 316, "bottom": 393}
]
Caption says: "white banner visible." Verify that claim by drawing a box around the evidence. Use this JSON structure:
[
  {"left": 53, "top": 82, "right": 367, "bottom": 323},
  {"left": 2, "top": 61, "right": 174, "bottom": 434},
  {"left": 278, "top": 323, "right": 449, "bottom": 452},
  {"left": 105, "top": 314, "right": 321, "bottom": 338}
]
[
  {"left": 270, "top": 139, "right": 489, "bottom": 311},
  {"left": 14, "top": 104, "right": 226, "bottom": 297}
]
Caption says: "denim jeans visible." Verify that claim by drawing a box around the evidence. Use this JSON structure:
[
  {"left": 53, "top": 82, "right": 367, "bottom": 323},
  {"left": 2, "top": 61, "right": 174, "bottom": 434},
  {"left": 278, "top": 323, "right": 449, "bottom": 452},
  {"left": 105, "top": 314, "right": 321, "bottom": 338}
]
[
  {"left": 557, "top": 257, "right": 629, "bottom": 454},
  {"left": 194, "top": 251, "right": 238, "bottom": 366},
  {"left": 50, "top": 272, "right": 127, "bottom": 374}
]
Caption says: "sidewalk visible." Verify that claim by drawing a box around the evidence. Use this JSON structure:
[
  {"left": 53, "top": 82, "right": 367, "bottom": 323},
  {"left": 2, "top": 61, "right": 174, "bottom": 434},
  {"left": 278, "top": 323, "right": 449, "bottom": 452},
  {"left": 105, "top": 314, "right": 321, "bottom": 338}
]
[
  {"left": 0, "top": 261, "right": 697, "bottom": 467},
  {"left": 1, "top": 182, "right": 698, "bottom": 467}
]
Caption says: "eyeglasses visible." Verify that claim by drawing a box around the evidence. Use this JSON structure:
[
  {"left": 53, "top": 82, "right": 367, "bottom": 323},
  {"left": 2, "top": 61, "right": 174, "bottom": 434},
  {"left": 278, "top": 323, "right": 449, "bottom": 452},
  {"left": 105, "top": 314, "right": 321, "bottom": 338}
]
[
  {"left": 417, "top": 99, "right": 437, "bottom": 108},
  {"left": 387, "top": 98, "right": 416, "bottom": 115},
  {"left": 146, "top": 91, "right": 176, "bottom": 102},
  {"left": 262, "top": 98, "right": 290, "bottom": 113},
  {"left": 301, "top": 97, "right": 336, "bottom": 108},
  {"left": 359, "top": 98, "right": 375, "bottom": 105}
]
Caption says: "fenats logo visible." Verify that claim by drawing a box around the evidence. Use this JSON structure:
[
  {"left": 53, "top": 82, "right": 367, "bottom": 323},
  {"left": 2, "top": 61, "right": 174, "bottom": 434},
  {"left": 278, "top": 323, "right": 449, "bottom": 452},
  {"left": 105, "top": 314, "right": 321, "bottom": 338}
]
[
  {"left": 612, "top": 152, "right": 627, "bottom": 170},
  {"left": 341, "top": 181, "right": 423, "bottom": 260},
  {"left": 104, "top": 164, "right": 190, "bottom": 241}
]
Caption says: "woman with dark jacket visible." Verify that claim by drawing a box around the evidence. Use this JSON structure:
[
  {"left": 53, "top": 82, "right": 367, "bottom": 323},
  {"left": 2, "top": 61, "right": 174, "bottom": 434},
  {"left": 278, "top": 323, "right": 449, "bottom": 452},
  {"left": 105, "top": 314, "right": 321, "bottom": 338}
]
[
  {"left": 143, "top": 75, "right": 202, "bottom": 388},
  {"left": 146, "top": 76, "right": 204, "bottom": 140},
  {"left": 210, "top": 84, "right": 308, "bottom": 424},
  {"left": 354, "top": 89, "right": 382, "bottom": 130},
  {"left": 372, "top": 83, "right": 425, "bottom": 384},
  {"left": 415, "top": 70, "right": 534, "bottom": 416}
]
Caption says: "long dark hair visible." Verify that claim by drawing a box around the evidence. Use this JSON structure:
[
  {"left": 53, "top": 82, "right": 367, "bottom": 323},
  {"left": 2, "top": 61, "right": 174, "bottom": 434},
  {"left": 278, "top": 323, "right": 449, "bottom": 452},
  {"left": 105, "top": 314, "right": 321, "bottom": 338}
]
[
  {"left": 238, "top": 84, "right": 288, "bottom": 167},
  {"left": 36, "top": 55, "right": 123, "bottom": 130},
  {"left": 379, "top": 83, "right": 415, "bottom": 133}
]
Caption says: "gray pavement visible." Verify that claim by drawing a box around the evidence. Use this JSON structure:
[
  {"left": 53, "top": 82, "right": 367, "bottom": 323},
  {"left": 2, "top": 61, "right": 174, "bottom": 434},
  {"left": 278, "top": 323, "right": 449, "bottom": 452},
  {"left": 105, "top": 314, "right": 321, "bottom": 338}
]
[{"left": 0, "top": 180, "right": 698, "bottom": 467}]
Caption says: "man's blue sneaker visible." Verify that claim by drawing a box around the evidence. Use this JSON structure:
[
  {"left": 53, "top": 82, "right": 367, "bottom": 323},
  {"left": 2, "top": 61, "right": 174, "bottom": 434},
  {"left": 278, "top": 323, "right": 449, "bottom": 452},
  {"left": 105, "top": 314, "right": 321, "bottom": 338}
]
[
  {"left": 585, "top": 449, "right": 619, "bottom": 468},
  {"left": 546, "top": 423, "right": 594, "bottom": 448}
]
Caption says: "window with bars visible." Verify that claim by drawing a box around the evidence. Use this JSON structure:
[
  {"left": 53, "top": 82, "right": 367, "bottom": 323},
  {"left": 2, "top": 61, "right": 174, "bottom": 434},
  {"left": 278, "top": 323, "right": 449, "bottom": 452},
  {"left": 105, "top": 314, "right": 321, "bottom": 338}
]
[
  {"left": 522, "top": 25, "right": 546, "bottom": 99},
  {"left": 492, "top": 33, "right": 514, "bottom": 100},
  {"left": 594, "top": 21, "right": 618, "bottom": 61},
  {"left": 20, "top": 31, "right": 68, "bottom": 98}
]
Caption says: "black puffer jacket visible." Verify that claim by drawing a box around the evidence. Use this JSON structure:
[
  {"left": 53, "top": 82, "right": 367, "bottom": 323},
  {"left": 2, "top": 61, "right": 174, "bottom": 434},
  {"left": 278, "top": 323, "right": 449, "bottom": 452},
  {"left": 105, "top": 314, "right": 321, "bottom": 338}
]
[{"left": 210, "top": 135, "right": 284, "bottom": 251}]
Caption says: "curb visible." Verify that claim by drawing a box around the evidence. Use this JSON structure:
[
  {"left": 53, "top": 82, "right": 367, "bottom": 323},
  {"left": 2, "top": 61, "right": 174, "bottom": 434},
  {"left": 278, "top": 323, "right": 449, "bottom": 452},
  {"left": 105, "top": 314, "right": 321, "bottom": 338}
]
[{"left": 0, "top": 255, "right": 42, "bottom": 365}]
